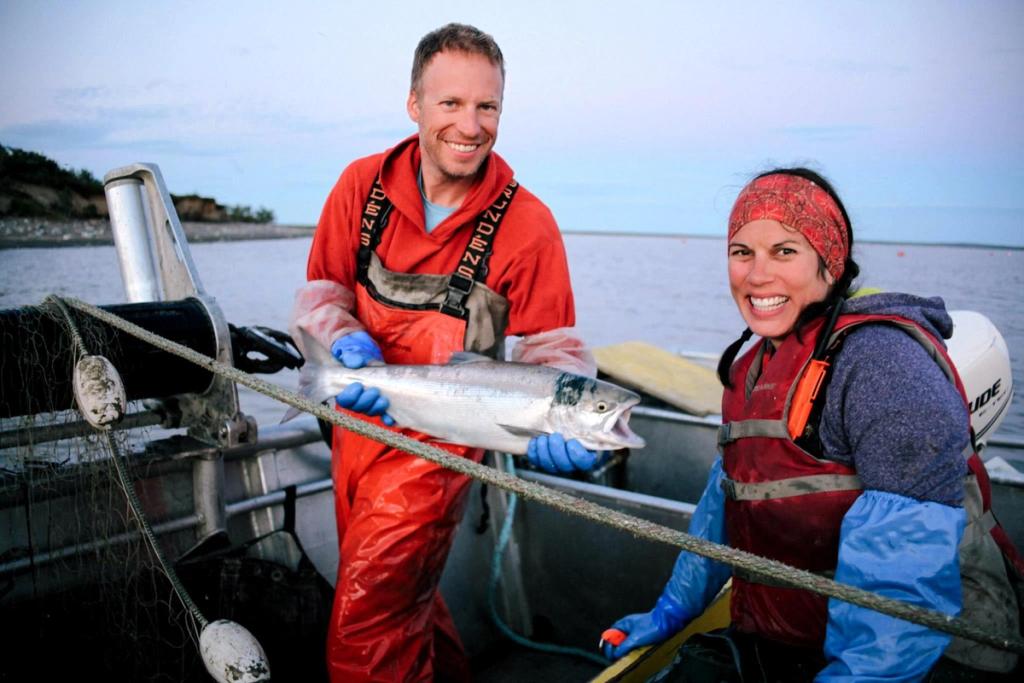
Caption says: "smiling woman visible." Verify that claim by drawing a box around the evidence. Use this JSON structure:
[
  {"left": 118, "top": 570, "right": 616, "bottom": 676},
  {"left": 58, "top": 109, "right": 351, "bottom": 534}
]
[
  {"left": 727, "top": 218, "right": 833, "bottom": 344},
  {"left": 723, "top": 171, "right": 851, "bottom": 345},
  {"left": 600, "top": 168, "right": 1024, "bottom": 681},
  {"left": 715, "top": 169, "right": 860, "bottom": 377}
]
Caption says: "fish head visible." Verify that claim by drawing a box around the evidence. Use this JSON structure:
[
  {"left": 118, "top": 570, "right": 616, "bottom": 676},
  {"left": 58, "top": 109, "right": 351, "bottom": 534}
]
[{"left": 549, "top": 373, "right": 646, "bottom": 451}]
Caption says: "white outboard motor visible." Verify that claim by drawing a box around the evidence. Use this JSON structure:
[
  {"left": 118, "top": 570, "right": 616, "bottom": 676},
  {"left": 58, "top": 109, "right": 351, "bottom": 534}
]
[{"left": 946, "top": 310, "right": 1014, "bottom": 449}]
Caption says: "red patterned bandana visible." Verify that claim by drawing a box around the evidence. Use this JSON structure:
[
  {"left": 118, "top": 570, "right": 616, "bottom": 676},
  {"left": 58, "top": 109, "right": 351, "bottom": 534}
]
[{"left": 728, "top": 174, "right": 849, "bottom": 281}]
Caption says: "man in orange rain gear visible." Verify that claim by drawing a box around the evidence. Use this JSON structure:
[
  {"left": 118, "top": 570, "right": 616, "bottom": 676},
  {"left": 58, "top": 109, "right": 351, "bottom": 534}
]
[{"left": 290, "top": 23, "right": 601, "bottom": 683}]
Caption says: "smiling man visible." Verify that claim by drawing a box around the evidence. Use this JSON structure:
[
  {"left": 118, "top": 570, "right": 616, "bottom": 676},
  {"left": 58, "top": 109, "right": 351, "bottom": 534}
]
[
  {"left": 290, "top": 23, "right": 599, "bottom": 683},
  {"left": 408, "top": 48, "right": 502, "bottom": 203}
]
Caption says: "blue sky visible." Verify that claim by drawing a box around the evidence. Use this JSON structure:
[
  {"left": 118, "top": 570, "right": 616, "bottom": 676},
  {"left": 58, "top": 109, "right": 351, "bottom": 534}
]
[{"left": 2, "top": 1, "right": 1022, "bottom": 246}]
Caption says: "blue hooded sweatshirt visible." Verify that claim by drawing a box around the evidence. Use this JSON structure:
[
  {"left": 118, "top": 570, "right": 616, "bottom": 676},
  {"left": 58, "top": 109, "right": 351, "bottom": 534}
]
[{"left": 819, "top": 292, "right": 970, "bottom": 505}]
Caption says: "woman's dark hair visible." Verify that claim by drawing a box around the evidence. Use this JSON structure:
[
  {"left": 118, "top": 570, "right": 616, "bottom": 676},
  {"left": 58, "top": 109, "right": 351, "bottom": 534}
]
[{"left": 717, "top": 167, "right": 861, "bottom": 387}]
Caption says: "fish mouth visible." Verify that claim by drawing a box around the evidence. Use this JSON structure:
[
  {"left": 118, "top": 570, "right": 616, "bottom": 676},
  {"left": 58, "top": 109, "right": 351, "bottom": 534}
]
[
  {"left": 580, "top": 404, "right": 644, "bottom": 451},
  {"left": 556, "top": 389, "right": 647, "bottom": 451},
  {"left": 608, "top": 406, "right": 645, "bottom": 449}
]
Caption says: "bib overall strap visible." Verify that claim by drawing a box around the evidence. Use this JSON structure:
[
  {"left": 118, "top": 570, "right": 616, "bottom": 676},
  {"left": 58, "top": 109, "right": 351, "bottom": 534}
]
[
  {"left": 440, "top": 180, "right": 520, "bottom": 319},
  {"left": 356, "top": 177, "right": 394, "bottom": 285}
]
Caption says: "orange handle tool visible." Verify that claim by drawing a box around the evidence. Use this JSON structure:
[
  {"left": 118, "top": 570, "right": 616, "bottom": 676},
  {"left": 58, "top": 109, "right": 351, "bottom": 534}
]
[
  {"left": 787, "top": 358, "right": 829, "bottom": 440},
  {"left": 600, "top": 628, "right": 627, "bottom": 648}
]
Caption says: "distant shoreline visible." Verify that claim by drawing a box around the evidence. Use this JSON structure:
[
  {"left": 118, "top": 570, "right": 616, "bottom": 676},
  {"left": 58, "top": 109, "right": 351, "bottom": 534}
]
[
  {"left": 0, "top": 217, "right": 315, "bottom": 249},
  {"left": 559, "top": 228, "right": 1024, "bottom": 251},
  {"left": 2, "top": 218, "right": 1018, "bottom": 251}
]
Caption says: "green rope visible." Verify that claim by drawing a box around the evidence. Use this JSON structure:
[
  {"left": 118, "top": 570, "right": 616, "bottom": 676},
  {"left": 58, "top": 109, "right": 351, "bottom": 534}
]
[
  {"left": 488, "top": 453, "right": 607, "bottom": 667},
  {"left": 59, "top": 295, "right": 1024, "bottom": 656}
]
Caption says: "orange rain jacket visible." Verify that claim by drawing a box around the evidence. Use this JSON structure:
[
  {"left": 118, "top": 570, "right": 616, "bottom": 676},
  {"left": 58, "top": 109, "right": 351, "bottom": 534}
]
[{"left": 290, "top": 135, "right": 593, "bottom": 682}]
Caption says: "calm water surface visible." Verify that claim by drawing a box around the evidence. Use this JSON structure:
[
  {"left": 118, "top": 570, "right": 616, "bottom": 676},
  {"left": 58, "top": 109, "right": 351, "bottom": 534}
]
[{"left": 1, "top": 235, "right": 1021, "bottom": 437}]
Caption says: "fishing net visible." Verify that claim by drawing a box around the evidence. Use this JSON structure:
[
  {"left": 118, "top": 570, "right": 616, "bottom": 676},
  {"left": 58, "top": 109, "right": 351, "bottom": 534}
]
[
  {"left": 0, "top": 300, "right": 334, "bottom": 681},
  {"left": 0, "top": 302, "right": 206, "bottom": 681}
]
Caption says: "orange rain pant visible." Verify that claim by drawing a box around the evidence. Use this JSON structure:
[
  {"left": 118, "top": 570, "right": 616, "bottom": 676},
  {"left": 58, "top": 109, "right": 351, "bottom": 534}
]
[{"left": 326, "top": 419, "right": 482, "bottom": 683}]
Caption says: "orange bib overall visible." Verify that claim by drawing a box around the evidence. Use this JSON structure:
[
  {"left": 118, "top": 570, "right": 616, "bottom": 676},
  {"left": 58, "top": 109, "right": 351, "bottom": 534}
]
[{"left": 326, "top": 179, "right": 517, "bottom": 683}]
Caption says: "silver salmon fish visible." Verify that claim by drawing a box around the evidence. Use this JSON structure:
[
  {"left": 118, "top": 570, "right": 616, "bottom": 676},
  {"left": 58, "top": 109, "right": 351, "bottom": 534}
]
[{"left": 285, "top": 332, "right": 645, "bottom": 455}]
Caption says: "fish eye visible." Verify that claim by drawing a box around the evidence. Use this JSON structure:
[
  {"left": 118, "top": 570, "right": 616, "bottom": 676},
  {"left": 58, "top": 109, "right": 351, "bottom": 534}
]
[{"left": 596, "top": 401, "right": 608, "bottom": 412}]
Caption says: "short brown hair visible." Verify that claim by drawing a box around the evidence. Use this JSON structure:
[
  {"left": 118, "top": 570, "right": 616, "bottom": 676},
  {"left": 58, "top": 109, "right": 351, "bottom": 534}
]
[{"left": 410, "top": 23, "right": 505, "bottom": 93}]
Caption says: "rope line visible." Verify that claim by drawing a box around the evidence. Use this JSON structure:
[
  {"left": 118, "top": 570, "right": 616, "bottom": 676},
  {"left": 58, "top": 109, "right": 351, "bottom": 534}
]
[
  {"left": 57, "top": 295, "right": 1024, "bottom": 656},
  {"left": 45, "top": 295, "right": 208, "bottom": 634}
]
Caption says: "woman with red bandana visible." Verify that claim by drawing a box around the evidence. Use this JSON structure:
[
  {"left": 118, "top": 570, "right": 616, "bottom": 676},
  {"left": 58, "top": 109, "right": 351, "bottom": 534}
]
[{"left": 601, "top": 169, "right": 1022, "bottom": 681}]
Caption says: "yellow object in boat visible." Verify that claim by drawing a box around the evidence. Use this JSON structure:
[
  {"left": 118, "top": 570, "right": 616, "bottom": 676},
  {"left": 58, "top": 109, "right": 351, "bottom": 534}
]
[
  {"left": 591, "top": 583, "right": 732, "bottom": 683},
  {"left": 594, "top": 341, "right": 722, "bottom": 417}
]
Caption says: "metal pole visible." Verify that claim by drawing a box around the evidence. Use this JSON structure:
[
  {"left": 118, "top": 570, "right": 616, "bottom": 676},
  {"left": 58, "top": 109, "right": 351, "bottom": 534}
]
[
  {"left": 0, "top": 477, "right": 333, "bottom": 575},
  {"left": 193, "top": 454, "right": 228, "bottom": 542},
  {"left": 106, "top": 177, "right": 161, "bottom": 302},
  {"left": 0, "top": 410, "right": 165, "bottom": 449}
]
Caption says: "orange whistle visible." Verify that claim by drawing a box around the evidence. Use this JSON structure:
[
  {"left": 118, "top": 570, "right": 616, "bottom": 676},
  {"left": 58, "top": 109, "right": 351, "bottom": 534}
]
[
  {"left": 600, "top": 628, "right": 627, "bottom": 647},
  {"left": 787, "top": 358, "right": 829, "bottom": 440}
]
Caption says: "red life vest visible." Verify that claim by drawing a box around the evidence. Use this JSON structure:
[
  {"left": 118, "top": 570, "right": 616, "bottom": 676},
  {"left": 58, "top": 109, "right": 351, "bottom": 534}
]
[{"left": 719, "top": 312, "right": 1024, "bottom": 655}]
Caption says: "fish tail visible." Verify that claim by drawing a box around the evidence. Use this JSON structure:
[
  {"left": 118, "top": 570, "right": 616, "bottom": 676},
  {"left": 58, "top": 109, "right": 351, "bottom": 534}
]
[
  {"left": 281, "top": 328, "right": 347, "bottom": 423},
  {"left": 280, "top": 359, "right": 343, "bottom": 423}
]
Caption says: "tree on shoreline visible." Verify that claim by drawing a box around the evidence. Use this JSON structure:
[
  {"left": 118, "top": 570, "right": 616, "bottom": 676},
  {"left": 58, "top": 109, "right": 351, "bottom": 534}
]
[{"left": 1, "top": 143, "right": 275, "bottom": 223}]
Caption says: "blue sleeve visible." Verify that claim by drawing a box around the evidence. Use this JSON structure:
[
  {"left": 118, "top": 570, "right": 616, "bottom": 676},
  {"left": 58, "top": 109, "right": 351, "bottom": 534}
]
[
  {"left": 816, "top": 490, "right": 965, "bottom": 683},
  {"left": 659, "top": 457, "right": 732, "bottom": 623},
  {"left": 603, "top": 458, "right": 730, "bottom": 660}
]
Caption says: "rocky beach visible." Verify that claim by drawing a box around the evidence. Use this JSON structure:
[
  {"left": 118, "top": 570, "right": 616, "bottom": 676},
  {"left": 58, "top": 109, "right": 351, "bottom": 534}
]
[
  {"left": 0, "top": 217, "right": 315, "bottom": 248},
  {"left": 2, "top": 145, "right": 318, "bottom": 248}
]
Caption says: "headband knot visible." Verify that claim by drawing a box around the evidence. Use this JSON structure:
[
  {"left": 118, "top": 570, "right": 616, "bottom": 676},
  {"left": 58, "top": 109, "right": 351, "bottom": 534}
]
[{"left": 728, "top": 174, "right": 849, "bottom": 281}]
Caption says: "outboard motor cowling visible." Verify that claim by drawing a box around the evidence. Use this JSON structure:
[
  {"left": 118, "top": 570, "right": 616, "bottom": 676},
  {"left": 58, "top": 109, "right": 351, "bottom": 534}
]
[{"left": 947, "top": 310, "right": 1014, "bottom": 448}]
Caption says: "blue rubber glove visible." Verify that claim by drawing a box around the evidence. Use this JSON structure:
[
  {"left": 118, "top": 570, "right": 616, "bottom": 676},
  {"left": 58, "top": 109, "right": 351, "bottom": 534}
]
[
  {"left": 527, "top": 433, "right": 601, "bottom": 473},
  {"left": 603, "top": 459, "right": 731, "bottom": 661},
  {"left": 817, "top": 490, "right": 965, "bottom": 682},
  {"left": 331, "top": 331, "right": 384, "bottom": 369},
  {"left": 335, "top": 382, "right": 395, "bottom": 426}
]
